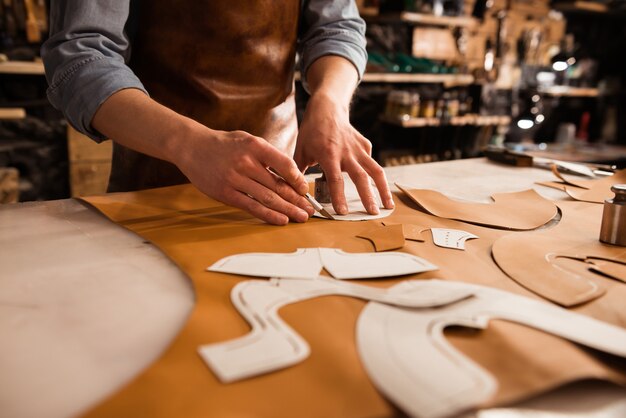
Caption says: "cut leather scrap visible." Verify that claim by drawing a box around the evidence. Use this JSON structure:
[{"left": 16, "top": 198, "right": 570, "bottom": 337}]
[
  {"left": 207, "top": 248, "right": 438, "bottom": 280},
  {"left": 357, "top": 279, "right": 626, "bottom": 418},
  {"left": 396, "top": 183, "right": 558, "bottom": 230},
  {"left": 430, "top": 228, "right": 478, "bottom": 250},
  {"left": 199, "top": 277, "right": 472, "bottom": 383},
  {"left": 356, "top": 223, "right": 405, "bottom": 252},
  {"left": 587, "top": 258, "right": 626, "bottom": 283},
  {"left": 492, "top": 234, "right": 606, "bottom": 307},
  {"left": 564, "top": 169, "right": 626, "bottom": 204},
  {"left": 382, "top": 222, "right": 426, "bottom": 242},
  {"left": 550, "top": 164, "right": 593, "bottom": 189},
  {"left": 535, "top": 181, "right": 570, "bottom": 192}
]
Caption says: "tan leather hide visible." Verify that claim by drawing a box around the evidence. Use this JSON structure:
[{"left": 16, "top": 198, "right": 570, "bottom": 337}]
[{"left": 80, "top": 185, "right": 626, "bottom": 417}]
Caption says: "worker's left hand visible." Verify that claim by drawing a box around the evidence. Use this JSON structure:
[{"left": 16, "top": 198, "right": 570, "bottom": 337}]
[{"left": 294, "top": 93, "right": 394, "bottom": 215}]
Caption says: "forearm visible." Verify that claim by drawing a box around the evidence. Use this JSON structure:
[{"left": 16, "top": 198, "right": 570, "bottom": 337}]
[
  {"left": 305, "top": 55, "right": 359, "bottom": 111},
  {"left": 92, "top": 88, "right": 312, "bottom": 225},
  {"left": 91, "top": 88, "right": 199, "bottom": 166}
]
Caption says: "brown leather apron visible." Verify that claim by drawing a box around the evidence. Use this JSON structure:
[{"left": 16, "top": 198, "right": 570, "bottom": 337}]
[{"left": 108, "top": 0, "right": 301, "bottom": 192}]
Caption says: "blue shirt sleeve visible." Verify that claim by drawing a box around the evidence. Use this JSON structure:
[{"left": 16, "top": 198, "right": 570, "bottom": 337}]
[
  {"left": 298, "top": 0, "right": 367, "bottom": 93},
  {"left": 41, "top": 1, "right": 147, "bottom": 142}
]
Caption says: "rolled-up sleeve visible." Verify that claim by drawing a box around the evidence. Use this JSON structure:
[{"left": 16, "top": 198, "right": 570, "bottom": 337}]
[
  {"left": 298, "top": 0, "right": 367, "bottom": 93},
  {"left": 41, "top": 1, "right": 147, "bottom": 141}
]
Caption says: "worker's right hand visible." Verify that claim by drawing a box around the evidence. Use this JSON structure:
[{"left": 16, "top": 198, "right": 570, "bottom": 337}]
[{"left": 174, "top": 126, "right": 315, "bottom": 226}]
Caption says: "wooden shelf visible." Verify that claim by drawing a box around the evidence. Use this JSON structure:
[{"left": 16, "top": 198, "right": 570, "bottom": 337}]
[
  {"left": 364, "top": 11, "right": 477, "bottom": 28},
  {"left": 399, "top": 12, "right": 477, "bottom": 27},
  {"left": 382, "top": 114, "right": 511, "bottom": 128},
  {"left": 362, "top": 72, "right": 474, "bottom": 85},
  {"left": 0, "top": 108, "right": 26, "bottom": 120},
  {"left": 0, "top": 61, "right": 45, "bottom": 75},
  {"left": 294, "top": 71, "right": 474, "bottom": 85},
  {"left": 539, "top": 86, "right": 599, "bottom": 97},
  {"left": 553, "top": 1, "right": 608, "bottom": 14}
]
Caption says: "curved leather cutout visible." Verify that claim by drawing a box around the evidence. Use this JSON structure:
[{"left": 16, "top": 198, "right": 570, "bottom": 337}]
[
  {"left": 493, "top": 235, "right": 607, "bottom": 307},
  {"left": 199, "top": 277, "right": 472, "bottom": 383},
  {"left": 396, "top": 184, "right": 558, "bottom": 230},
  {"left": 492, "top": 201, "right": 626, "bottom": 306},
  {"left": 565, "top": 169, "right": 626, "bottom": 204},
  {"left": 357, "top": 280, "right": 626, "bottom": 418}
]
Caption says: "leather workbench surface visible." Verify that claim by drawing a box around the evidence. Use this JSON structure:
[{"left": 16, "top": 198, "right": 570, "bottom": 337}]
[{"left": 2, "top": 158, "right": 625, "bottom": 418}]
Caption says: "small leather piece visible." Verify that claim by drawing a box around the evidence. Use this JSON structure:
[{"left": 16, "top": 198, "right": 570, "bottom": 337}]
[
  {"left": 396, "top": 184, "right": 558, "bottom": 230},
  {"left": 382, "top": 222, "right": 426, "bottom": 242},
  {"left": 357, "top": 223, "right": 405, "bottom": 251}
]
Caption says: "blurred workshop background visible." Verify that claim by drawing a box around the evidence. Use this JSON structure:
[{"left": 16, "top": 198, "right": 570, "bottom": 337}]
[{"left": 1, "top": 0, "right": 625, "bottom": 204}]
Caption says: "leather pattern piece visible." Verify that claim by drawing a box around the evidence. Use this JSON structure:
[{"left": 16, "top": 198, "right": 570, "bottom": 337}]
[
  {"left": 382, "top": 222, "right": 426, "bottom": 242},
  {"left": 199, "top": 277, "right": 472, "bottom": 383},
  {"left": 356, "top": 223, "right": 405, "bottom": 251},
  {"left": 396, "top": 184, "right": 558, "bottom": 230},
  {"left": 207, "top": 247, "right": 438, "bottom": 280},
  {"left": 492, "top": 201, "right": 626, "bottom": 307},
  {"left": 80, "top": 185, "right": 626, "bottom": 418},
  {"left": 493, "top": 235, "right": 606, "bottom": 307},
  {"left": 109, "top": 0, "right": 301, "bottom": 192},
  {"left": 358, "top": 279, "right": 626, "bottom": 418}
]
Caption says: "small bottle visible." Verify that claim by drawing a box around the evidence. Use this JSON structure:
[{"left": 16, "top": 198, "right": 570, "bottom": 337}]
[
  {"left": 409, "top": 92, "right": 420, "bottom": 118},
  {"left": 421, "top": 98, "right": 435, "bottom": 118},
  {"left": 447, "top": 91, "right": 460, "bottom": 118}
]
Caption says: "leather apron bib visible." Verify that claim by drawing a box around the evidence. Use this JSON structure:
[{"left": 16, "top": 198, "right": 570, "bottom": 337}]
[{"left": 108, "top": 0, "right": 301, "bottom": 192}]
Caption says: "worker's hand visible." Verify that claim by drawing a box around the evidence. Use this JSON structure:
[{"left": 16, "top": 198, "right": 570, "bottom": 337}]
[
  {"left": 176, "top": 127, "right": 314, "bottom": 225},
  {"left": 294, "top": 93, "right": 394, "bottom": 215}
]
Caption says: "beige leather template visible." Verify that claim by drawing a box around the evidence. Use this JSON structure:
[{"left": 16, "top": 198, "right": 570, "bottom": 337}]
[
  {"left": 395, "top": 184, "right": 558, "bottom": 230},
  {"left": 80, "top": 185, "right": 626, "bottom": 418},
  {"left": 356, "top": 223, "right": 405, "bottom": 252}
]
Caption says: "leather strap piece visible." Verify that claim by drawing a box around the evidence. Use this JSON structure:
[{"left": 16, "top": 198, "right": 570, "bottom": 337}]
[
  {"left": 108, "top": 0, "right": 301, "bottom": 192},
  {"left": 80, "top": 184, "right": 626, "bottom": 417},
  {"left": 396, "top": 184, "right": 558, "bottom": 230}
]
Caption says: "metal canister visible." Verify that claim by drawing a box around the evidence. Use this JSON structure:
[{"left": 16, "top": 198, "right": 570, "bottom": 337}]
[{"left": 599, "top": 184, "right": 626, "bottom": 246}]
